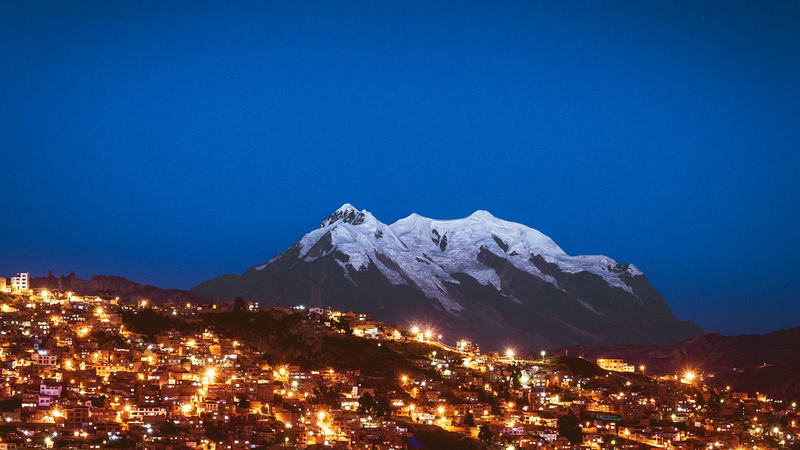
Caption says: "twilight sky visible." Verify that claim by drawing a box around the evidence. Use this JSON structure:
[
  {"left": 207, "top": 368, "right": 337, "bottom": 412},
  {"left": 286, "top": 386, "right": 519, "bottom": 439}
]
[{"left": 2, "top": 1, "right": 799, "bottom": 336}]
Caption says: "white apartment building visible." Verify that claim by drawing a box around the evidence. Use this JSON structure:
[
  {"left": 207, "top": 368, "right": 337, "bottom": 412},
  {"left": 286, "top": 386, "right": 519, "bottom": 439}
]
[
  {"left": 32, "top": 351, "right": 58, "bottom": 366},
  {"left": 38, "top": 395, "right": 54, "bottom": 407},
  {"left": 40, "top": 384, "right": 63, "bottom": 397},
  {"left": 10, "top": 272, "right": 29, "bottom": 292},
  {"left": 130, "top": 406, "right": 168, "bottom": 420}
]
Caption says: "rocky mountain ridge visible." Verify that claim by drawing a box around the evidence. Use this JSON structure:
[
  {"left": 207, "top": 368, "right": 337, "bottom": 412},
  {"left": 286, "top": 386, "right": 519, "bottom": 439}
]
[{"left": 192, "top": 204, "right": 702, "bottom": 350}]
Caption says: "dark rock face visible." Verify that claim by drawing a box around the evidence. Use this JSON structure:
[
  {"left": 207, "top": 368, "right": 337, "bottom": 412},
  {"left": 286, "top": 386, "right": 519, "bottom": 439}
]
[
  {"left": 430, "top": 229, "right": 449, "bottom": 251},
  {"left": 31, "top": 272, "right": 215, "bottom": 306},
  {"left": 303, "top": 231, "right": 334, "bottom": 260},
  {"left": 530, "top": 253, "right": 567, "bottom": 282},
  {"left": 319, "top": 208, "right": 365, "bottom": 228},
  {"left": 474, "top": 248, "right": 700, "bottom": 347},
  {"left": 492, "top": 235, "right": 509, "bottom": 253}
]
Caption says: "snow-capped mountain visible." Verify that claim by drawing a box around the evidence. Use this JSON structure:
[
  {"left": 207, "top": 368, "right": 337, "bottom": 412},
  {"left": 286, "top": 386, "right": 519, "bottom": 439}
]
[{"left": 192, "top": 204, "right": 701, "bottom": 350}]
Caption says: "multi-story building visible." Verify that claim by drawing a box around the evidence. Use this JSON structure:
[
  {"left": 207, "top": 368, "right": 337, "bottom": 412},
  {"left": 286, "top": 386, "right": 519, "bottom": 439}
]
[
  {"left": 130, "top": 406, "right": 168, "bottom": 420},
  {"left": 32, "top": 351, "right": 58, "bottom": 366},
  {"left": 597, "top": 358, "right": 635, "bottom": 373},
  {"left": 10, "top": 273, "right": 28, "bottom": 293},
  {"left": 65, "top": 407, "right": 90, "bottom": 426},
  {"left": 40, "top": 384, "right": 63, "bottom": 397}
]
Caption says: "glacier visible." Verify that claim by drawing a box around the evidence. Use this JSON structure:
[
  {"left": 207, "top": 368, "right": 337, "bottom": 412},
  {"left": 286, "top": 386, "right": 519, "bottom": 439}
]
[{"left": 286, "top": 204, "right": 645, "bottom": 314}]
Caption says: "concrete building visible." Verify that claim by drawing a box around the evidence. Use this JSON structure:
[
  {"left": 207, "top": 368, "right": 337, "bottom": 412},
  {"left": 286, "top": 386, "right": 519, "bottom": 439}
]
[
  {"left": 40, "top": 384, "right": 63, "bottom": 397},
  {"left": 32, "top": 351, "right": 58, "bottom": 366},
  {"left": 10, "top": 272, "right": 29, "bottom": 292},
  {"left": 597, "top": 358, "right": 635, "bottom": 373},
  {"left": 130, "top": 406, "right": 168, "bottom": 420}
]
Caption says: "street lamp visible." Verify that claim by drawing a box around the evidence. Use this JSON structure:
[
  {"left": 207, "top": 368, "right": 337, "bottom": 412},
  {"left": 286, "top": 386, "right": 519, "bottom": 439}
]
[{"left": 204, "top": 367, "right": 217, "bottom": 385}]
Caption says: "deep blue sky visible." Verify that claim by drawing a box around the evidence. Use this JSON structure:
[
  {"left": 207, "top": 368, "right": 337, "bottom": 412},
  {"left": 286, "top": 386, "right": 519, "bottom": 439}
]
[{"left": 2, "top": 1, "right": 798, "bottom": 336}]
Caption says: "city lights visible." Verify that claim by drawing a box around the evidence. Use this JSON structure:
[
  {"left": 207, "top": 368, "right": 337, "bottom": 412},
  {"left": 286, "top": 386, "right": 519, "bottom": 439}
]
[
  {"left": 204, "top": 368, "right": 217, "bottom": 384},
  {"left": 0, "top": 286, "right": 791, "bottom": 449}
]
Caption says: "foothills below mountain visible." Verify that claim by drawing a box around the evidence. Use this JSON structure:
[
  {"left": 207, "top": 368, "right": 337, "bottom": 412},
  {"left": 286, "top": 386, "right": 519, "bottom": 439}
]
[
  {"left": 32, "top": 272, "right": 213, "bottom": 306},
  {"left": 191, "top": 204, "right": 701, "bottom": 351},
  {"left": 552, "top": 327, "right": 800, "bottom": 402}
]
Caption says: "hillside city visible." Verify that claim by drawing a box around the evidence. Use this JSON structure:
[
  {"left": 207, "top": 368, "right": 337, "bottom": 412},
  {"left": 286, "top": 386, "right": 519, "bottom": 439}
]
[{"left": 1, "top": 272, "right": 798, "bottom": 450}]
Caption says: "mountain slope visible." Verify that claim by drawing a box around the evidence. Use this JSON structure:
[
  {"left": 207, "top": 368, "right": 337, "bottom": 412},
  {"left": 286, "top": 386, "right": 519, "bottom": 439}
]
[
  {"left": 32, "top": 272, "right": 215, "bottom": 306},
  {"left": 552, "top": 327, "right": 800, "bottom": 401},
  {"left": 192, "top": 204, "right": 701, "bottom": 350}
]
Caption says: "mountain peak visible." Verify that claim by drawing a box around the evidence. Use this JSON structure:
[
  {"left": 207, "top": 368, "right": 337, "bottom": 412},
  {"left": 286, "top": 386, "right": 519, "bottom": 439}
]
[
  {"left": 468, "top": 209, "right": 495, "bottom": 220},
  {"left": 319, "top": 203, "right": 367, "bottom": 229},
  {"left": 336, "top": 203, "right": 358, "bottom": 213}
]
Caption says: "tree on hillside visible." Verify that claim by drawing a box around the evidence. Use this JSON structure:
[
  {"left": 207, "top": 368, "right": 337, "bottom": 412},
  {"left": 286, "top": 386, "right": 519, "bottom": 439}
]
[
  {"left": 357, "top": 392, "right": 391, "bottom": 417},
  {"left": 557, "top": 411, "right": 582, "bottom": 444},
  {"left": 311, "top": 385, "right": 340, "bottom": 408},
  {"left": 358, "top": 392, "right": 376, "bottom": 414},
  {"left": 463, "top": 411, "right": 475, "bottom": 427},
  {"left": 234, "top": 296, "right": 246, "bottom": 312},
  {"left": 478, "top": 424, "right": 492, "bottom": 443},
  {"left": 331, "top": 316, "right": 353, "bottom": 334}
]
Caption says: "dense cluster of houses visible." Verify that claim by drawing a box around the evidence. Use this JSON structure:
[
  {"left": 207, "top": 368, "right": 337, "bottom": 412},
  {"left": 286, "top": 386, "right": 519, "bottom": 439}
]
[{"left": 0, "top": 285, "right": 798, "bottom": 449}]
